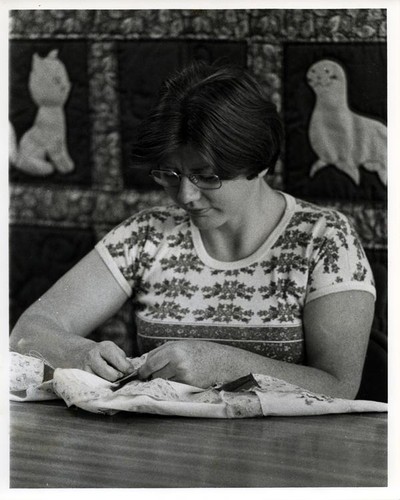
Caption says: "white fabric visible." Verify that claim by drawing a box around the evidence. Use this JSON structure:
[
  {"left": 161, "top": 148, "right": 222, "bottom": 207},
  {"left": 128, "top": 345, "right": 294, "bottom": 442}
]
[
  {"left": 10, "top": 353, "right": 387, "bottom": 418},
  {"left": 9, "top": 352, "right": 57, "bottom": 401}
]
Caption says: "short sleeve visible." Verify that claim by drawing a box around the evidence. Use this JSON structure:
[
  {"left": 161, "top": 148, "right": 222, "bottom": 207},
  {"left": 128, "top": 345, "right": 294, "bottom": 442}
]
[
  {"left": 95, "top": 209, "right": 164, "bottom": 298},
  {"left": 305, "top": 211, "right": 376, "bottom": 304}
]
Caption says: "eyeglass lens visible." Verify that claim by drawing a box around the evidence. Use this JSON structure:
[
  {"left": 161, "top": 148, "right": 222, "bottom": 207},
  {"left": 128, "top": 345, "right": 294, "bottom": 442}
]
[{"left": 151, "top": 170, "right": 221, "bottom": 189}]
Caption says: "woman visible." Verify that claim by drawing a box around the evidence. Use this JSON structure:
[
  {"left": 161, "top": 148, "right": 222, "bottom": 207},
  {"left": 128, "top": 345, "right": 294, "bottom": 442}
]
[{"left": 10, "top": 62, "right": 376, "bottom": 398}]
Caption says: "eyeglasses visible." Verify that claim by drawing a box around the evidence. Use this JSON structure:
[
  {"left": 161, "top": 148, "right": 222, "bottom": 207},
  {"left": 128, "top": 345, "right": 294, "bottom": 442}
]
[{"left": 149, "top": 169, "right": 222, "bottom": 190}]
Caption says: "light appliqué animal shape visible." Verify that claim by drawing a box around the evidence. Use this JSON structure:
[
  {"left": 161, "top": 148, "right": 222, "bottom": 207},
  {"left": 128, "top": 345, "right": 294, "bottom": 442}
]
[
  {"left": 11, "top": 49, "right": 74, "bottom": 176},
  {"left": 306, "top": 59, "right": 386, "bottom": 186}
]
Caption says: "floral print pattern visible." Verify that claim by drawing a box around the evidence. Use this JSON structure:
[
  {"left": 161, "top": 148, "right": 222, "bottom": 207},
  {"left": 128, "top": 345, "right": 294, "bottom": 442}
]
[
  {"left": 10, "top": 352, "right": 44, "bottom": 392},
  {"left": 96, "top": 193, "right": 375, "bottom": 363},
  {"left": 11, "top": 9, "right": 386, "bottom": 42}
]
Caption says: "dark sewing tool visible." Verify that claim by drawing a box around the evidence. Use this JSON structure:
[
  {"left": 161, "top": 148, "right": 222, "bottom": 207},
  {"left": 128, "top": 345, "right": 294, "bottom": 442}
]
[
  {"left": 110, "top": 369, "right": 139, "bottom": 392},
  {"left": 215, "top": 373, "right": 260, "bottom": 392}
]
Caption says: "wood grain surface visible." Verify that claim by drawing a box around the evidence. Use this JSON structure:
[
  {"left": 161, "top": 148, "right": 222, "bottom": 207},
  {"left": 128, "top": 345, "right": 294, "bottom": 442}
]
[{"left": 10, "top": 400, "right": 387, "bottom": 488}]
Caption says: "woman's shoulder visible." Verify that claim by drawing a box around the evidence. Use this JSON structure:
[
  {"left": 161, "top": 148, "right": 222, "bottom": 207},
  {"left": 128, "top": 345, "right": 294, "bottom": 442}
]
[
  {"left": 287, "top": 195, "right": 352, "bottom": 231},
  {"left": 98, "top": 205, "right": 189, "bottom": 249}
]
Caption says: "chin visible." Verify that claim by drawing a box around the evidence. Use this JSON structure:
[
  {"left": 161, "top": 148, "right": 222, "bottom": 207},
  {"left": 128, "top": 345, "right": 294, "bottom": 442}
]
[{"left": 190, "top": 215, "right": 220, "bottom": 230}]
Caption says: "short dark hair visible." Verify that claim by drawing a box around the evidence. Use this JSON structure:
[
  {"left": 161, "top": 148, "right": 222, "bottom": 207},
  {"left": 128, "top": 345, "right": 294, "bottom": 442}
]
[{"left": 131, "top": 61, "right": 283, "bottom": 179}]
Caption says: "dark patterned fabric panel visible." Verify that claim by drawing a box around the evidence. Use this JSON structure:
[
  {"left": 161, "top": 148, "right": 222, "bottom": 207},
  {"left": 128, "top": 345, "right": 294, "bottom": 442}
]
[{"left": 9, "top": 226, "right": 95, "bottom": 329}]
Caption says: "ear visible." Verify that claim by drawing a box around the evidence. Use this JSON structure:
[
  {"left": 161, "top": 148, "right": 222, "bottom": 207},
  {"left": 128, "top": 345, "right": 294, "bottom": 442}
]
[
  {"left": 48, "top": 49, "right": 59, "bottom": 59},
  {"left": 257, "top": 167, "right": 269, "bottom": 178},
  {"left": 32, "top": 53, "right": 41, "bottom": 69}
]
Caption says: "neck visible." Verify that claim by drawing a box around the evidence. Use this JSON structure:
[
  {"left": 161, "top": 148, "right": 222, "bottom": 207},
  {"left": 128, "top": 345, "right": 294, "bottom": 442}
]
[{"left": 200, "top": 183, "right": 286, "bottom": 262}]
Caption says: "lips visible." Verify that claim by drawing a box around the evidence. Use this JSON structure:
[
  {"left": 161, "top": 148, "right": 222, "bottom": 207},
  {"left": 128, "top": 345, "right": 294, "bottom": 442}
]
[{"left": 186, "top": 208, "right": 211, "bottom": 216}]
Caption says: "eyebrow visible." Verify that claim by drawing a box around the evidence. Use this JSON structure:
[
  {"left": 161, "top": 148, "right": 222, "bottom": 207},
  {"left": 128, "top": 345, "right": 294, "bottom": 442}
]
[{"left": 161, "top": 164, "right": 214, "bottom": 174}]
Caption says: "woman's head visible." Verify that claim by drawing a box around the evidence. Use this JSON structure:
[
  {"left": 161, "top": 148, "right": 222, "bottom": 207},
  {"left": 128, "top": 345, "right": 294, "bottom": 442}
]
[{"left": 131, "top": 61, "right": 283, "bottom": 179}]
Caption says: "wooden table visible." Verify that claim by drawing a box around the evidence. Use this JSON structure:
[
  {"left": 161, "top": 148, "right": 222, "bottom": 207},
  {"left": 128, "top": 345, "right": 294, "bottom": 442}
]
[{"left": 10, "top": 400, "right": 387, "bottom": 488}]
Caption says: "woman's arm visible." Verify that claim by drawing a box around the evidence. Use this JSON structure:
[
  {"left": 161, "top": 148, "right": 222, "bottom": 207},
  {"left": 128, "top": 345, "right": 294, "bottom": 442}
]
[
  {"left": 138, "top": 290, "right": 374, "bottom": 399},
  {"left": 9, "top": 249, "right": 132, "bottom": 380}
]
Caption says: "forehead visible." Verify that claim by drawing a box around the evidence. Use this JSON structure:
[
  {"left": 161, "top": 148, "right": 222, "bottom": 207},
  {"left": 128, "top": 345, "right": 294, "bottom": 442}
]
[{"left": 162, "top": 145, "right": 212, "bottom": 173}]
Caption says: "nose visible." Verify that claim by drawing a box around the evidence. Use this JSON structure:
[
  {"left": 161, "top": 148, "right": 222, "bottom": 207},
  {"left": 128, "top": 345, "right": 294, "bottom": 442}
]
[{"left": 176, "top": 176, "right": 202, "bottom": 205}]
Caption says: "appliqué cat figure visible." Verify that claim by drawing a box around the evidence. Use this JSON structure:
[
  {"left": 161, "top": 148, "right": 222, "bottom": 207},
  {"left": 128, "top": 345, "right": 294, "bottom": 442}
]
[
  {"left": 12, "top": 49, "right": 75, "bottom": 176},
  {"left": 306, "top": 59, "right": 387, "bottom": 186}
]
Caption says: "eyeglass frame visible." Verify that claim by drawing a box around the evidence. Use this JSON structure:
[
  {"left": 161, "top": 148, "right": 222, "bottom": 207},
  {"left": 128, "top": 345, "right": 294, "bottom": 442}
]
[{"left": 149, "top": 168, "right": 223, "bottom": 190}]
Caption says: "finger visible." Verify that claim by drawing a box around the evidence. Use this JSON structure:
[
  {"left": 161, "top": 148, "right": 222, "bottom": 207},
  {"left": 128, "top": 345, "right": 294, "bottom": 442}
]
[
  {"left": 138, "top": 352, "right": 170, "bottom": 381},
  {"left": 83, "top": 364, "right": 95, "bottom": 374},
  {"left": 89, "top": 352, "right": 124, "bottom": 381},
  {"left": 100, "top": 343, "right": 131, "bottom": 373},
  {"left": 145, "top": 341, "right": 175, "bottom": 356},
  {"left": 148, "top": 342, "right": 169, "bottom": 353},
  {"left": 147, "top": 363, "right": 176, "bottom": 382},
  {"left": 83, "top": 362, "right": 121, "bottom": 381}
]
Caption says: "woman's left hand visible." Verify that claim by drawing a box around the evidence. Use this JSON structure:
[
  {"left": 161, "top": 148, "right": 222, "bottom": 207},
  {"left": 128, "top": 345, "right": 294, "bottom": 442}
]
[{"left": 137, "top": 340, "right": 236, "bottom": 388}]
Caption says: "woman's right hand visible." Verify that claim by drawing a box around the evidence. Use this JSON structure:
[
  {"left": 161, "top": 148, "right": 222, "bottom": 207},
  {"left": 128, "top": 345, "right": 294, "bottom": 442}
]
[
  {"left": 81, "top": 341, "right": 132, "bottom": 381},
  {"left": 9, "top": 250, "right": 131, "bottom": 378}
]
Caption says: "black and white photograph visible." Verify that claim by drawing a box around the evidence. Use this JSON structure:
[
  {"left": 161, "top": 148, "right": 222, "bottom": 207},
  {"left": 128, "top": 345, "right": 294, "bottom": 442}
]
[{"left": 3, "top": 1, "right": 399, "bottom": 498}]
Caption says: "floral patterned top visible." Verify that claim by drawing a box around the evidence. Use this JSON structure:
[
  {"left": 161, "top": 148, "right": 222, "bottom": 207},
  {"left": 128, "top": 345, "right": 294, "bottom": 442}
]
[{"left": 95, "top": 192, "right": 376, "bottom": 365}]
